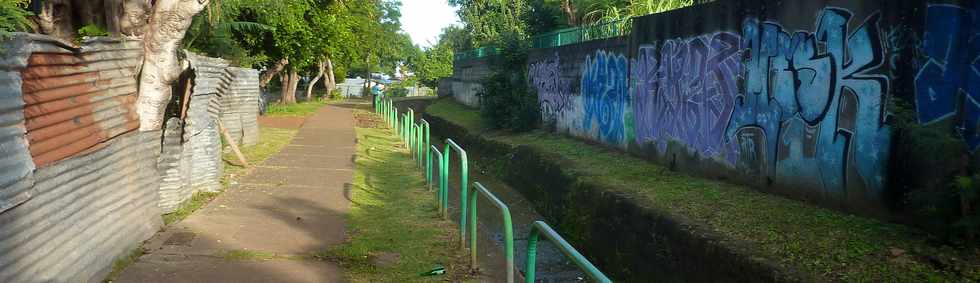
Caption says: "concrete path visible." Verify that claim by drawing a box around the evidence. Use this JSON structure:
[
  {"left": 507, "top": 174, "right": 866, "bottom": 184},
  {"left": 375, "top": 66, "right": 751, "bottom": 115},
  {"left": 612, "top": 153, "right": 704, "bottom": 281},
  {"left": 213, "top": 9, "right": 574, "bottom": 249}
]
[{"left": 117, "top": 105, "right": 356, "bottom": 283}]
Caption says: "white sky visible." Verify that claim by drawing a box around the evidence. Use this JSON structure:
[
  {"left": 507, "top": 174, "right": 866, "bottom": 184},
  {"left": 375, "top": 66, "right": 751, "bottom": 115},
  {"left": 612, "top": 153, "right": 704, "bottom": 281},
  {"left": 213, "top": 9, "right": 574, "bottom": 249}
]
[{"left": 400, "top": 0, "right": 460, "bottom": 47}]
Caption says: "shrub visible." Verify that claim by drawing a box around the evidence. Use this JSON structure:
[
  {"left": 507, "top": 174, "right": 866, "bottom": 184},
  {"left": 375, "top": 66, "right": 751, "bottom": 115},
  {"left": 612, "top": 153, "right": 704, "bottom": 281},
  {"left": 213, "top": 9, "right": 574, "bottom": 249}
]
[{"left": 477, "top": 31, "right": 539, "bottom": 132}]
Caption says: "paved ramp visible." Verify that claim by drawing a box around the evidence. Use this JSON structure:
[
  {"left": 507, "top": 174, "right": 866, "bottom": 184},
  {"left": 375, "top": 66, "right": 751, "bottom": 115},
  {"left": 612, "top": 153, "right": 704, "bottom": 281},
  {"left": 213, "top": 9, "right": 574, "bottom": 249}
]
[{"left": 117, "top": 105, "right": 355, "bottom": 283}]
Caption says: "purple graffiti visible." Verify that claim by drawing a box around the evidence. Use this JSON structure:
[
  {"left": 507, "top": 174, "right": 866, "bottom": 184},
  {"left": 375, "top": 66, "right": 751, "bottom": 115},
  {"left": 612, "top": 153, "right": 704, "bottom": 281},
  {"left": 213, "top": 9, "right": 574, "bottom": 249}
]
[
  {"left": 529, "top": 53, "right": 571, "bottom": 123},
  {"left": 632, "top": 32, "right": 742, "bottom": 164}
]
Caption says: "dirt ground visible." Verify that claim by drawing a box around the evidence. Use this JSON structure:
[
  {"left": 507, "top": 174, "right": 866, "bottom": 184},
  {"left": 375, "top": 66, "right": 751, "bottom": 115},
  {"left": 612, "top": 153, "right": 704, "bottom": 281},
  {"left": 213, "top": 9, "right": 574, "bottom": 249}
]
[{"left": 258, "top": 116, "right": 306, "bottom": 129}]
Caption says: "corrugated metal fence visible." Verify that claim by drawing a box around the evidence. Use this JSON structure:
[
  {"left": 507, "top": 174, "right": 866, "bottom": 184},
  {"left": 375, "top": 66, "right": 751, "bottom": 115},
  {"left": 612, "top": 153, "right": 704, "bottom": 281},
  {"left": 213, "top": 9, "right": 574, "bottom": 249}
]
[
  {"left": 0, "top": 34, "right": 262, "bottom": 282},
  {"left": 221, "top": 67, "right": 260, "bottom": 146},
  {"left": 0, "top": 34, "right": 162, "bottom": 283}
]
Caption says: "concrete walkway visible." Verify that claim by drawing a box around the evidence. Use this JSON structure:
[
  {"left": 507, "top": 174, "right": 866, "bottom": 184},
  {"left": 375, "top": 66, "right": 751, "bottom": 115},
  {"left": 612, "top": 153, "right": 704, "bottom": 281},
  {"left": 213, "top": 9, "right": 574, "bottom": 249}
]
[{"left": 117, "top": 105, "right": 356, "bottom": 283}]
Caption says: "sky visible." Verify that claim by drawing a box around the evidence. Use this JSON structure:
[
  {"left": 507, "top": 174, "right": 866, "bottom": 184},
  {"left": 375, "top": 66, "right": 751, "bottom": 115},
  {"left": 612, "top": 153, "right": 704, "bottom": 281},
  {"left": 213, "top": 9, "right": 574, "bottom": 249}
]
[{"left": 400, "top": 0, "right": 460, "bottom": 47}]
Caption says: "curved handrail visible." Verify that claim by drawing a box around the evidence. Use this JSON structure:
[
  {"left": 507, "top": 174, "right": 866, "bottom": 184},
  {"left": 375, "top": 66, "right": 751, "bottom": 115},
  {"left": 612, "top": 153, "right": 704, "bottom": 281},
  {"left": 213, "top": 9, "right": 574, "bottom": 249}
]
[
  {"left": 444, "top": 138, "right": 469, "bottom": 248},
  {"left": 470, "top": 182, "right": 514, "bottom": 283},
  {"left": 525, "top": 221, "right": 611, "bottom": 283},
  {"left": 430, "top": 145, "right": 446, "bottom": 218},
  {"left": 420, "top": 119, "right": 430, "bottom": 170}
]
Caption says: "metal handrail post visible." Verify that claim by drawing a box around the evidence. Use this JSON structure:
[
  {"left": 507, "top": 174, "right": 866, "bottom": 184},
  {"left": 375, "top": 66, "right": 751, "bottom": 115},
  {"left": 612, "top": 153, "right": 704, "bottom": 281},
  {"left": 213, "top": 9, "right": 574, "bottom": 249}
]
[
  {"left": 421, "top": 119, "right": 429, "bottom": 170},
  {"left": 444, "top": 138, "right": 468, "bottom": 248},
  {"left": 525, "top": 221, "right": 611, "bottom": 283},
  {"left": 469, "top": 182, "right": 514, "bottom": 283}
]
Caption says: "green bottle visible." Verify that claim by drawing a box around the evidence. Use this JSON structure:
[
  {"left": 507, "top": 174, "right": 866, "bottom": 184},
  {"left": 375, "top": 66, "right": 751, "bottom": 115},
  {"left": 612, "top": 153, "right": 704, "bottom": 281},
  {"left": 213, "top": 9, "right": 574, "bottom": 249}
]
[{"left": 420, "top": 265, "right": 446, "bottom": 276}]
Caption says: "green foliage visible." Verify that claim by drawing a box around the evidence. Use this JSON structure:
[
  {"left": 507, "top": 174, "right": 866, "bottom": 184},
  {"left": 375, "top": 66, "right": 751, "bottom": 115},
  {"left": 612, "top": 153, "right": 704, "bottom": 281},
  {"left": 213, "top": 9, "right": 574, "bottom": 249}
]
[
  {"left": 0, "top": 0, "right": 29, "bottom": 33},
  {"left": 888, "top": 92, "right": 980, "bottom": 243},
  {"left": 76, "top": 24, "right": 109, "bottom": 42},
  {"left": 449, "top": 0, "right": 530, "bottom": 46},
  {"left": 0, "top": 0, "right": 30, "bottom": 47},
  {"left": 406, "top": 38, "right": 454, "bottom": 88},
  {"left": 182, "top": 0, "right": 410, "bottom": 84},
  {"left": 477, "top": 33, "right": 538, "bottom": 132}
]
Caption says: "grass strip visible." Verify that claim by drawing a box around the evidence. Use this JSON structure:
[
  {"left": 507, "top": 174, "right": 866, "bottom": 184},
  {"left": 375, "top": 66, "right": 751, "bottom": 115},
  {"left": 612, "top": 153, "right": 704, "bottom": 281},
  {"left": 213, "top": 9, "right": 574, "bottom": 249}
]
[
  {"left": 266, "top": 100, "right": 328, "bottom": 117},
  {"left": 325, "top": 110, "right": 469, "bottom": 282}
]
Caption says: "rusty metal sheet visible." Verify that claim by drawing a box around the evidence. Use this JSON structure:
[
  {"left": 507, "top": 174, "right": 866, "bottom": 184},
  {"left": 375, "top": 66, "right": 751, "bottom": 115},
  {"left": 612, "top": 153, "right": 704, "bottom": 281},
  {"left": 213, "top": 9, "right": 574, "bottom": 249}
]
[{"left": 19, "top": 37, "right": 142, "bottom": 167}]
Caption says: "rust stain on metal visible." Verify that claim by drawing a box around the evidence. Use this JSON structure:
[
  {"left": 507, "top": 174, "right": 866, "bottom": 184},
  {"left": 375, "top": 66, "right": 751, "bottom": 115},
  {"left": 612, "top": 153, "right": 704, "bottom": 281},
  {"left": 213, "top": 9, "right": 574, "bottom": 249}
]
[{"left": 20, "top": 49, "right": 140, "bottom": 167}]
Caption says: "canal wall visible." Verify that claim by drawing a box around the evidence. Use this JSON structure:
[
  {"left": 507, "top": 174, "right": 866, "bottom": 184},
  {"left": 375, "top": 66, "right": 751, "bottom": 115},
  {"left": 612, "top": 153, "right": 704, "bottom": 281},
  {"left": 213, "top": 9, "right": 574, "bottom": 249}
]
[{"left": 448, "top": 0, "right": 979, "bottom": 217}]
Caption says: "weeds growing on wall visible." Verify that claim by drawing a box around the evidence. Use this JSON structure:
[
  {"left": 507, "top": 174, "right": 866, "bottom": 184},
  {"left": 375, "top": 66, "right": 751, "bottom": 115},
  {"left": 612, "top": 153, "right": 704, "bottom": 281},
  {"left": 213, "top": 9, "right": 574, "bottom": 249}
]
[
  {"left": 890, "top": 97, "right": 980, "bottom": 244},
  {"left": 478, "top": 32, "right": 539, "bottom": 132}
]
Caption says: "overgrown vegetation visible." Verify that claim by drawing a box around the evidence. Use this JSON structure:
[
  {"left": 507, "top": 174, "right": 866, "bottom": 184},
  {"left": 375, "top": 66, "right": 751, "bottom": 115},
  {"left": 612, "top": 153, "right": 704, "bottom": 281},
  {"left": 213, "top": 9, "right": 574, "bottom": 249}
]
[
  {"left": 427, "top": 98, "right": 980, "bottom": 281},
  {"left": 0, "top": 0, "right": 30, "bottom": 46},
  {"left": 889, "top": 94, "right": 980, "bottom": 243},
  {"left": 324, "top": 112, "right": 467, "bottom": 282},
  {"left": 478, "top": 43, "right": 540, "bottom": 132},
  {"left": 76, "top": 24, "right": 109, "bottom": 42}
]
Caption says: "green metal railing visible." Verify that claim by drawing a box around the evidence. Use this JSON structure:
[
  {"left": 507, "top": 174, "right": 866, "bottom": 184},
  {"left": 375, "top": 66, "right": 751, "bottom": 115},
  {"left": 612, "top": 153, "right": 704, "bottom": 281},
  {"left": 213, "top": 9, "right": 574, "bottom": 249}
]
[
  {"left": 454, "top": 46, "right": 500, "bottom": 61},
  {"left": 373, "top": 97, "right": 608, "bottom": 282},
  {"left": 469, "top": 182, "right": 514, "bottom": 283},
  {"left": 443, "top": 138, "right": 469, "bottom": 248},
  {"left": 525, "top": 221, "right": 612, "bottom": 283},
  {"left": 530, "top": 19, "right": 631, "bottom": 49},
  {"left": 430, "top": 145, "right": 446, "bottom": 217},
  {"left": 420, "top": 119, "right": 430, "bottom": 170}
]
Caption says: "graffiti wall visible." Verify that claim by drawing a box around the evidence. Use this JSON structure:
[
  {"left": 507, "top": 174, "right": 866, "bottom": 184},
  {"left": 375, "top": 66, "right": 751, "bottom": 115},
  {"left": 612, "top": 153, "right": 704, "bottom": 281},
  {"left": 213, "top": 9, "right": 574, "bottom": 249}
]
[
  {"left": 529, "top": 38, "right": 631, "bottom": 147},
  {"left": 518, "top": 0, "right": 980, "bottom": 211},
  {"left": 915, "top": 3, "right": 980, "bottom": 150}
]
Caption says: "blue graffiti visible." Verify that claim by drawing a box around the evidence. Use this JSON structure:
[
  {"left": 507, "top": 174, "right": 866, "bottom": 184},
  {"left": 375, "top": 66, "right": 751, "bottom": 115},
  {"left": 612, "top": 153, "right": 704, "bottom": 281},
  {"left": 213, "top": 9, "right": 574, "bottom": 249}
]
[
  {"left": 915, "top": 4, "right": 980, "bottom": 150},
  {"left": 730, "top": 8, "right": 891, "bottom": 198},
  {"left": 581, "top": 50, "right": 630, "bottom": 145},
  {"left": 632, "top": 32, "right": 741, "bottom": 164}
]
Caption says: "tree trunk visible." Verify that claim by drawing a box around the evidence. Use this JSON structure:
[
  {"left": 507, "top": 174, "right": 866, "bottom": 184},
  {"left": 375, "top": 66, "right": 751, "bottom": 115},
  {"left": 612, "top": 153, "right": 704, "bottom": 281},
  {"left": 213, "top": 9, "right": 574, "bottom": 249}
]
[
  {"left": 305, "top": 60, "right": 326, "bottom": 101},
  {"left": 116, "top": 0, "right": 151, "bottom": 37},
  {"left": 136, "top": 0, "right": 210, "bottom": 131},
  {"left": 32, "top": 0, "right": 75, "bottom": 40},
  {"left": 260, "top": 58, "right": 289, "bottom": 89},
  {"left": 279, "top": 73, "right": 290, "bottom": 103},
  {"left": 325, "top": 57, "right": 336, "bottom": 96},
  {"left": 281, "top": 69, "right": 299, "bottom": 104},
  {"left": 561, "top": 0, "right": 577, "bottom": 26}
]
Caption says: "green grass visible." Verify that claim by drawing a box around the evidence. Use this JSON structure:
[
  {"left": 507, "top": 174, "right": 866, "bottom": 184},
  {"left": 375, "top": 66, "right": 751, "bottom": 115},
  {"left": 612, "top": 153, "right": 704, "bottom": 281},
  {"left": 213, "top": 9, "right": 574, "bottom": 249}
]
[
  {"left": 162, "top": 191, "right": 221, "bottom": 225},
  {"left": 326, "top": 111, "right": 468, "bottom": 283},
  {"left": 427, "top": 98, "right": 980, "bottom": 281},
  {"left": 103, "top": 247, "right": 145, "bottom": 282},
  {"left": 222, "top": 250, "right": 288, "bottom": 261},
  {"left": 266, "top": 100, "right": 328, "bottom": 117},
  {"left": 425, "top": 99, "right": 485, "bottom": 132}
]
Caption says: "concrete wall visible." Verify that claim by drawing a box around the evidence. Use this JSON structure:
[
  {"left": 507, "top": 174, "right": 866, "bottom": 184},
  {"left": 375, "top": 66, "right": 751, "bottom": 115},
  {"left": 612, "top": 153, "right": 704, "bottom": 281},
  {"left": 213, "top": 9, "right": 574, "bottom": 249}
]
[
  {"left": 451, "top": 0, "right": 979, "bottom": 214},
  {"left": 0, "top": 34, "right": 163, "bottom": 282},
  {"left": 446, "top": 56, "right": 492, "bottom": 107}
]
